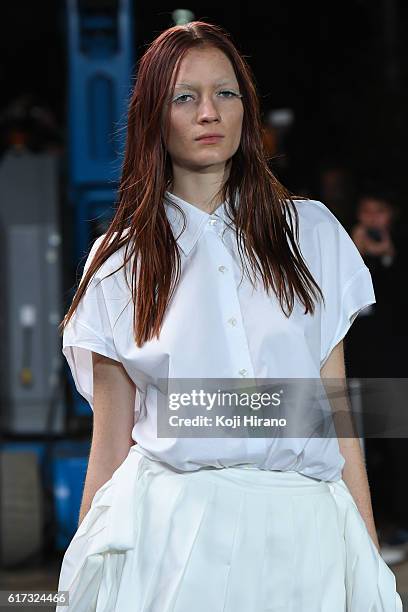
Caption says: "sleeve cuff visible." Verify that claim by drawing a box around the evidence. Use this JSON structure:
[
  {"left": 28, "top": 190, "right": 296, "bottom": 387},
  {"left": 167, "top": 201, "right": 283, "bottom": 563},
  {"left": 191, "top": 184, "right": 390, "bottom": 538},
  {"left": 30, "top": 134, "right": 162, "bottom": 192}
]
[
  {"left": 62, "top": 320, "right": 121, "bottom": 410},
  {"left": 320, "top": 267, "right": 376, "bottom": 369}
]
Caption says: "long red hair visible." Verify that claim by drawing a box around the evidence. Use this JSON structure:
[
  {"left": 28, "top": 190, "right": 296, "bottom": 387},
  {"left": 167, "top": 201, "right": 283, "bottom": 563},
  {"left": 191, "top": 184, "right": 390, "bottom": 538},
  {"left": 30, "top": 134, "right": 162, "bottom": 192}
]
[{"left": 59, "top": 20, "right": 324, "bottom": 348}]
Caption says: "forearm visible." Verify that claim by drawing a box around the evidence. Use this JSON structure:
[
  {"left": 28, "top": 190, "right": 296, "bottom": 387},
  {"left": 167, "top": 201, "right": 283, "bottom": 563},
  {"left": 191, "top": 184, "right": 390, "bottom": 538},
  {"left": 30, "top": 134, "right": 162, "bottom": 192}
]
[
  {"left": 78, "top": 353, "right": 136, "bottom": 526},
  {"left": 78, "top": 439, "right": 133, "bottom": 527},
  {"left": 338, "top": 435, "right": 380, "bottom": 552},
  {"left": 320, "top": 340, "right": 380, "bottom": 552},
  {"left": 78, "top": 455, "right": 113, "bottom": 527}
]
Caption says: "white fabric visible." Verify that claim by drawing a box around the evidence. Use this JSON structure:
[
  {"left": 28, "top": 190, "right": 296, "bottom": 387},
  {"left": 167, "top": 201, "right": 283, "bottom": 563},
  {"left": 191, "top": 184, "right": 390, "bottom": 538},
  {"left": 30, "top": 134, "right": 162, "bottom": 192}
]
[
  {"left": 62, "top": 192, "right": 376, "bottom": 481},
  {"left": 56, "top": 446, "right": 403, "bottom": 612}
]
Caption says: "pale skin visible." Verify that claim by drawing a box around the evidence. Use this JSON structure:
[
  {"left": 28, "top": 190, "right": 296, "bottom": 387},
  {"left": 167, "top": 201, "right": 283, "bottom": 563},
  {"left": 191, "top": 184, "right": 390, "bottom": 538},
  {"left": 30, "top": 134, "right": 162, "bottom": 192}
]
[
  {"left": 162, "top": 44, "right": 244, "bottom": 212},
  {"left": 77, "top": 353, "right": 135, "bottom": 526},
  {"left": 320, "top": 341, "right": 380, "bottom": 552},
  {"left": 78, "top": 45, "right": 381, "bottom": 553}
]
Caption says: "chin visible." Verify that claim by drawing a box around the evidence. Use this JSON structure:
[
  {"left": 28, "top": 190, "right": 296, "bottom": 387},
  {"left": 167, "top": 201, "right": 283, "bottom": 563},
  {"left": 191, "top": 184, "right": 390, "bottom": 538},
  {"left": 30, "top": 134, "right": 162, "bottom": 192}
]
[
  {"left": 194, "top": 151, "right": 231, "bottom": 163},
  {"left": 194, "top": 158, "right": 230, "bottom": 170}
]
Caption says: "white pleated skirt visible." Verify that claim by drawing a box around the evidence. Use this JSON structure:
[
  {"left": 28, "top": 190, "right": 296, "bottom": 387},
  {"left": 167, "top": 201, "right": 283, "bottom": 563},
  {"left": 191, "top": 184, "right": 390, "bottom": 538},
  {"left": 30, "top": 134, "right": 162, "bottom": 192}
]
[{"left": 56, "top": 445, "right": 403, "bottom": 612}]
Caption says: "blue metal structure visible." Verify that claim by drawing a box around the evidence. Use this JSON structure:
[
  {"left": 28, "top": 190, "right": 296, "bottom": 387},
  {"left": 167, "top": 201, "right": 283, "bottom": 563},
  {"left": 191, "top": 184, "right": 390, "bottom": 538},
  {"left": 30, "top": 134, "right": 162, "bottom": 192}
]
[
  {"left": 66, "top": 0, "right": 134, "bottom": 259},
  {"left": 47, "top": 1, "right": 135, "bottom": 550},
  {"left": 65, "top": 0, "right": 134, "bottom": 416}
]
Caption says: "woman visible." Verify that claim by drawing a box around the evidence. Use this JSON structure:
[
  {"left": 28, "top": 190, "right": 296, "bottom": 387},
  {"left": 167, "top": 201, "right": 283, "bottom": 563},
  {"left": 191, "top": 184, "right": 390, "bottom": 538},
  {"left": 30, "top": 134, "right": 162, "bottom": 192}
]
[{"left": 56, "top": 21, "right": 402, "bottom": 612}]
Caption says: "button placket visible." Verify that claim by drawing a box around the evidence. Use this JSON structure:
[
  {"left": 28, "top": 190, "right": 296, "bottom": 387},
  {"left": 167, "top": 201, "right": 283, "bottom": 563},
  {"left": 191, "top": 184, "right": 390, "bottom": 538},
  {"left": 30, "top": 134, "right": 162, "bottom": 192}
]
[
  {"left": 207, "top": 232, "right": 255, "bottom": 380},
  {"left": 219, "top": 266, "right": 246, "bottom": 368},
  {"left": 220, "top": 272, "right": 254, "bottom": 378},
  {"left": 206, "top": 226, "right": 263, "bottom": 459}
]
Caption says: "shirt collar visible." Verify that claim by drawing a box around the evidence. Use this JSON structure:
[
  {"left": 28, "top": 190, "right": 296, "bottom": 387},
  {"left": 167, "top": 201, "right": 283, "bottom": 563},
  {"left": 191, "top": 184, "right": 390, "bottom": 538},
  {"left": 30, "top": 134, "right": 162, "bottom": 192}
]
[{"left": 164, "top": 190, "right": 236, "bottom": 256}]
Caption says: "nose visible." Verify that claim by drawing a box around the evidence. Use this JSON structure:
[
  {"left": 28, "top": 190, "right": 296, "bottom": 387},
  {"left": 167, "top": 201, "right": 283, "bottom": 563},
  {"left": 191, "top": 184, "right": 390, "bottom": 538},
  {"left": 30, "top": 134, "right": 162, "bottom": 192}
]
[{"left": 196, "top": 95, "right": 221, "bottom": 123}]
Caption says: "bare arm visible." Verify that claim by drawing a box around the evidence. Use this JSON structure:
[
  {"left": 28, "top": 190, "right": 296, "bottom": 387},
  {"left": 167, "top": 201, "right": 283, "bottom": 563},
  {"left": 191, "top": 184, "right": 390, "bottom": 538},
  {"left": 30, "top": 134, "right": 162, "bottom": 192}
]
[
  {"left": 320, "top": 340, "right": 380, "bottom": 552},
  {"left": 77, "top": 352, "right": 136, "bottom": 527}
]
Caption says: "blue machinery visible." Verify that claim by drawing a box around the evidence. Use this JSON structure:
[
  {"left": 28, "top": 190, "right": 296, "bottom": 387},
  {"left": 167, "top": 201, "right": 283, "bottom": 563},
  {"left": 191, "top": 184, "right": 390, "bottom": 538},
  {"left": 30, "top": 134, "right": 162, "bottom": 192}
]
[
  {"left": 66, "top": 0, "right": 134, "bottom": 414},
  {"left": 53, "top": 0, "right": 135, "bottom": 550}
]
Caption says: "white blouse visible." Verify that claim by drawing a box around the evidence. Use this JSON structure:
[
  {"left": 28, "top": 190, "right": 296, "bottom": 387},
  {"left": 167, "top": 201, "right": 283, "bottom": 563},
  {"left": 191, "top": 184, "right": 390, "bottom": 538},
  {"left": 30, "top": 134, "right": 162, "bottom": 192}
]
[{"left": 62, "top": 191, "right": 376, "bottom": 481}]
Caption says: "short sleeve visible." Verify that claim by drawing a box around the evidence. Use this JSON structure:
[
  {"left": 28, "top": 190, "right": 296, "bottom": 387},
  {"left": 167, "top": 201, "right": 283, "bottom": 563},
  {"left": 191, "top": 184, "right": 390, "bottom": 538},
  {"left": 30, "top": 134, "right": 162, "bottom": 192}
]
[
  {"left": 315, "top": 202, "right": 376, "bottom": 369},
  {"left": 62, "top": 235, "right": 121, "bottom": 410}
]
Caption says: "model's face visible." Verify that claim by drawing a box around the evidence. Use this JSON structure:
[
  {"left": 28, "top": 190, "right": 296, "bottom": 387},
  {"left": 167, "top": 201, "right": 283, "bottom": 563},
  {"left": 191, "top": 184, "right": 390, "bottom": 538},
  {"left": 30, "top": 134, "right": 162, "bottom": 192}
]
[
  {"left": 357, "top": 198, "right": 393, "bottom": 229},
  {"left": 163, "top": 46, "right": 244, "bottom": 173}
]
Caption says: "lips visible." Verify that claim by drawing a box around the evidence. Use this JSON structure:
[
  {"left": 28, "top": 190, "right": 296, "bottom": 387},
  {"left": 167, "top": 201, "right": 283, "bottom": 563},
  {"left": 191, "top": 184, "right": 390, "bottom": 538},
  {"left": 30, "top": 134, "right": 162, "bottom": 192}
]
[{"left": 196, "top": 134, "right": 224, "bottom": 140}]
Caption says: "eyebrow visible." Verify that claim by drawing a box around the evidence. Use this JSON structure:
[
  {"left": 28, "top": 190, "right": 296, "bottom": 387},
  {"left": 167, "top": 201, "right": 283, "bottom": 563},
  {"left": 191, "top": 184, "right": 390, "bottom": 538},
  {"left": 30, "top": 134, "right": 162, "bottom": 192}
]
[{"left": 174, "top": 80, "right": 237, "bottom": 89}]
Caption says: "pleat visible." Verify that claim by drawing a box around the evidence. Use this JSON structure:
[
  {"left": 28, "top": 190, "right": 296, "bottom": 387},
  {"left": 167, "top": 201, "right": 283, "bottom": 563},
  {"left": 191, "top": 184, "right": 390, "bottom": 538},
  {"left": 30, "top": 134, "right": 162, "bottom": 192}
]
[
  {"left": 96, "top": 553, "right": 126, "bottom": 611},
  {"left": 258, "top": 495, "right": 296, "bottom": 612},
  {"left": 290, "top": 494, "right": 328, "bottom": 611},
  {"left": 311, "top": 492, "right": 347, "bottom": 612},
  {"left": 141, "top": 475, "right": 214, "bottom": 611},
  {"left": 63, "top": 554, "right": 103, "bottom": 611},
  {"left": 222, "top": 491, "right": 269, "bottom": 612},
  {"left": 327, "top": 480, "right": 403, "bottom": 612},
  {"left": 171, "top": 481, "right": 245, "bottom": 612}
]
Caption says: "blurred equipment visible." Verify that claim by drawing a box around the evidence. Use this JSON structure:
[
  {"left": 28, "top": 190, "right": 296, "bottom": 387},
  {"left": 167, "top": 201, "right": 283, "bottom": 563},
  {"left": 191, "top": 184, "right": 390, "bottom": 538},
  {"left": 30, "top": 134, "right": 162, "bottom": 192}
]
[
  {"left": 266, "top": 108, "right": 294, "bottom": 130},
  {"left": 46, "top": 0, "right": 135, "bottom": 549},
  {"left": 51, "top": 442, "right": 90, "bottom": 550},
  {"left": 0, "top": 150, "right": 64, "bottom": 434},
  {"left": 262, "top": 108, "right": 295, "bottom": 184},
  {"left": 0, "top": 450, "right": 43, "bottom": 567},
  {"left": 65, "top": 0, "right": 133, "bottom": 416},
  {"left": 66, "top": 0, "right": 134, "bottom": 262},
  {"left": 0, "top": 94, "right": 63, "bottom": 156},
  {"left": 172, "top": 9, "right": 195, "bottom": 25}
]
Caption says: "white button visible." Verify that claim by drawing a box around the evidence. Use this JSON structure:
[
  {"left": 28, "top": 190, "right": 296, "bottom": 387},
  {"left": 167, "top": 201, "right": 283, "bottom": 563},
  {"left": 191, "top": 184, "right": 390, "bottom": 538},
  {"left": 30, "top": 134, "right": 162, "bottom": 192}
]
[
  {"left": 228, "top": 317, "right": 237, "bottom": 326},
  {"left": 218, "top": 265, "right": 227, "bottom": 273},
  {"left": 239, "top": 368, "right": 248, "bottom": 377},
  {"left": 209, "top": 218, "right": 217, "bottom": 226}
]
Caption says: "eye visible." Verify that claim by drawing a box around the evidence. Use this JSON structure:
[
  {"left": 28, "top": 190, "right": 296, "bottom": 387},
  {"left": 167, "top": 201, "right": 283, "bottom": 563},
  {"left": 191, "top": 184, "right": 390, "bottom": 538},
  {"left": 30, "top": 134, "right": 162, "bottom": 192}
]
[
  {"left": 218, "top": 90, "right": 242, "bottom": 98},
  {"left": 172, "top": 93, "right": 194, "bottom": 105},
  {"left": 172, "top": 90, "right": 243, "bottom": 105}
]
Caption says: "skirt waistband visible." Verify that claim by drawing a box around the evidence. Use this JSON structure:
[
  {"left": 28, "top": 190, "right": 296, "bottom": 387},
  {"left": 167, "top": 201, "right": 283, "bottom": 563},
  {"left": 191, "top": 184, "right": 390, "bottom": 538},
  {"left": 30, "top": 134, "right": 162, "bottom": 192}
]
[{"left": 130, "top": 447, "right": 332, "bottom": 497}]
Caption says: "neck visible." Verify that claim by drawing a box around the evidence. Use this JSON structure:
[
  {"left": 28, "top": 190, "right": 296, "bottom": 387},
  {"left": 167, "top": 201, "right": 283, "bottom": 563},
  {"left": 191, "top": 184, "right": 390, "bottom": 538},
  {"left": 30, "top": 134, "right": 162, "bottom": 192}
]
[{"left": 169, "top": 162, "right": 230, "bottom": 214}]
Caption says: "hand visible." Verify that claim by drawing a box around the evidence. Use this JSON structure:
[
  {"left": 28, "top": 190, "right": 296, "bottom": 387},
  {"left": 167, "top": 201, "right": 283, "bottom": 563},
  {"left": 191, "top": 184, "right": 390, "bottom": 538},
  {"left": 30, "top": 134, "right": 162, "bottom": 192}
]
[{"left": 352, "top": 224, "right": 395, "bottom": 258}]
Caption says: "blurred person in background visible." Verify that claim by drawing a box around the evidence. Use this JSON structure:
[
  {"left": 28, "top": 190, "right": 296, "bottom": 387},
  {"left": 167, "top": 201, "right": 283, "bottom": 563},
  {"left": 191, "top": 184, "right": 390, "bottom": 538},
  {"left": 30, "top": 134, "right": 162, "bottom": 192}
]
[
  {"left": 349, "top": 184, "right": 403, "bottom": 376},
  {"left": 346, "top": 183, "right": 408, "bottom": 552}
]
